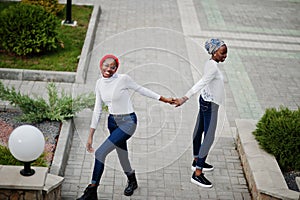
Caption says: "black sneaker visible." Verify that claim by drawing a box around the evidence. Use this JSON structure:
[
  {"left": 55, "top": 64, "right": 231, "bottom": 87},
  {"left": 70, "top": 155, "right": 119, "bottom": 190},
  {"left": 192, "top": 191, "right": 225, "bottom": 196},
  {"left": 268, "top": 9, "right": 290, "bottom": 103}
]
[
  {"left": 191, "top": 172, "right": 213, "bottom": 188},
  {"left": 191, "top": 160, "right": 214, "bottom": 172}
]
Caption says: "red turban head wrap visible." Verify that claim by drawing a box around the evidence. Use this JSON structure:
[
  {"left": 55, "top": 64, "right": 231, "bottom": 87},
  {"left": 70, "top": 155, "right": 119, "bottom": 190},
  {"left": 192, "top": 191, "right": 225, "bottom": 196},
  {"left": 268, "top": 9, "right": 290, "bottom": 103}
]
[{"left": 99, "top": 54, "right": 119, "bottom": 69}]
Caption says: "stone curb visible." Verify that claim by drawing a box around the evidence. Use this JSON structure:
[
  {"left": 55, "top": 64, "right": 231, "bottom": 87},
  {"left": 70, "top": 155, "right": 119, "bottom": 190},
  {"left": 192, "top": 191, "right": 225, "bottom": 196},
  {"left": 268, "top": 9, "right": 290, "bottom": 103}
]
[
  {"left": 0, "top": 68, "right": 76, "bottom": 83},
  {"left": 75, "top": 3, "right": 101, "bottom": 83},
  {"left": 297, "top": 177, "right": 300, "bottom": 192},
  {"left": 0, "top": 3, "right": 101, "bottom": 84},
  {"left": 49, "top": 119, "right": 74, "bottom": 177},
  {"left": 235, "top": 119, "right": 300, "bottom": 200}
]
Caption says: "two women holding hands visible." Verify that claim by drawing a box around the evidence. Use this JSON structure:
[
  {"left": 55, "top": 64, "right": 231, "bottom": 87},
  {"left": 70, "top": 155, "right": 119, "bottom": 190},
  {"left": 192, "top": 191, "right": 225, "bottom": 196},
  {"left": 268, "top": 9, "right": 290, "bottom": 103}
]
[{"left": 77, "top": 38, "right": 227, "bottom": 200}]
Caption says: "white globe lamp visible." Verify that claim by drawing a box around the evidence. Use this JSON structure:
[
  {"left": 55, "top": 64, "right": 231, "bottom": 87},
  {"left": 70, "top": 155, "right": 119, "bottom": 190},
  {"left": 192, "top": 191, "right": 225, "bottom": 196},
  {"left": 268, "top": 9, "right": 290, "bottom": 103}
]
[{"left": 8, "top": 125, "right": 45, "bottom": 176}]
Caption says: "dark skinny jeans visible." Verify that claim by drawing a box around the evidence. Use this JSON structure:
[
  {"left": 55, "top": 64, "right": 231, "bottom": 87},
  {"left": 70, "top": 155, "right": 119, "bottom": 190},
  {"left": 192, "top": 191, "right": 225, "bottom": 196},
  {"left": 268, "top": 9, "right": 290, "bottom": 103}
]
[
  {"left": 193, "top": 96, "right": 219, "bottom": 170},
  {"left": 91, "top": 113, "right": 137, "bottom": 185}
]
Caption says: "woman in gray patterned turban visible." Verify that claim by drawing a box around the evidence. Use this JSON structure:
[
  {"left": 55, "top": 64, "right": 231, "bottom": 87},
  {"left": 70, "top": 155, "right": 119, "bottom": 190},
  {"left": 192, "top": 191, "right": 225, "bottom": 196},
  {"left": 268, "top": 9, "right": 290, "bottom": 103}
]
[
  {"left": 205, "top": 38, "right": 226, "bottom": 55},
  {"left": 173, "top": 38, "right": 227, "bottom": 188}
]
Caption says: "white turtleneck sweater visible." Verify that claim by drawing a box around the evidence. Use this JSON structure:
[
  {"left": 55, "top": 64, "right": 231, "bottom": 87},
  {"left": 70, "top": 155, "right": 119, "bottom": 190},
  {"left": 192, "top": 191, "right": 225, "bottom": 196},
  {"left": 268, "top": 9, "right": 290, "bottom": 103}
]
[
  {"left": 90, "top": 73, "right": 161, "bottom": 129},
  {"left": 185, "top": 59, "right": 224, "bottom": 105}
]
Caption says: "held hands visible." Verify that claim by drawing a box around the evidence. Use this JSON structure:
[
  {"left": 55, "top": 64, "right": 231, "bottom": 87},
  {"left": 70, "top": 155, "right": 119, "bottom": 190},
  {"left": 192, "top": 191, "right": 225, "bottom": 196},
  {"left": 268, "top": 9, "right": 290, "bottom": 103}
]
[
  {"left": 160, "top": 96, "right": 188, "bottom": 107},
  {"left": 172, "top": 96, "right": 188, "bottom": 107},
  {"left": 159, "top": 96, "right": 175, "bottom": 104}
]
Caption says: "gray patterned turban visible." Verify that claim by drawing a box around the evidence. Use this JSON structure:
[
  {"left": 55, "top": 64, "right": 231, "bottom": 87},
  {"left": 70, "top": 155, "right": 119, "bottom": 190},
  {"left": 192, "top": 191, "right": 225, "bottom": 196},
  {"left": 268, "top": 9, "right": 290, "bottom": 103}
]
[{"left": 205, "top": 38, "right": 225, "bottom": 55}]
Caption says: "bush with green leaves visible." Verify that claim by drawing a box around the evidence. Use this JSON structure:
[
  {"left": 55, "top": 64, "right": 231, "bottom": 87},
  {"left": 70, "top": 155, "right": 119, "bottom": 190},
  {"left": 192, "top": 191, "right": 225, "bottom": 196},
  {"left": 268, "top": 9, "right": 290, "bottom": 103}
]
[
  {"left": 22, "top": 0, "right": 64, "bottom": 15},
  {"left": 0, "top": 145, "right": 47, "bottom": 167},
  {"left": 253, "top": 106, "right": 300, "bottom": 172},
  {"left": 0, "top": 3, "right": 61, "bottom": 56},
  {"left": 0, "top": 81, "right": 95, "bottom": 123}
]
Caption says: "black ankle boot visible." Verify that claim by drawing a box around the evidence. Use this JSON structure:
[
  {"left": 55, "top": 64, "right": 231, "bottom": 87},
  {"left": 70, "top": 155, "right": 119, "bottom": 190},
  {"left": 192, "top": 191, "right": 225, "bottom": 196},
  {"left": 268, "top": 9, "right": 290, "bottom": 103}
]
[
  {"left": 124, "top": 172, "right": 138, "bottom": 196},
  {"left": 77, "top": 184, "right": 98, "bottom": 200}
]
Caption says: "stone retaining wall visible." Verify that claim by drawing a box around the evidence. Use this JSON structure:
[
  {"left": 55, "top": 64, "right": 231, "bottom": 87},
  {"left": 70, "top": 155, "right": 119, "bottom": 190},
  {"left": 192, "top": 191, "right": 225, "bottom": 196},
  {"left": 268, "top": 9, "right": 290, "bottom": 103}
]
[{"left": 235, "top": 119, "right": 300, "bottom": 200}]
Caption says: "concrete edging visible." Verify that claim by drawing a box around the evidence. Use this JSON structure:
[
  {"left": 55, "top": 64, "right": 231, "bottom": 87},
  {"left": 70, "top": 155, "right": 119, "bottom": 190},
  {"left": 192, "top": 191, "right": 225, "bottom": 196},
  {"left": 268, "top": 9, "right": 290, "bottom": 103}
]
[
  {"left": 75, "top": 3, "right": 101, "bottom": 83},
  {"left": 49, "top": 119, "right": 74, "bottom": 177},
  {"left": 0, "top": 3, "right": 101, "bottom": 84},
  {"left": 0, "top": 68, "right": 76, "bottom": 83},
  {"left": 235, "top": 119, "right": 300, "bottom": 200}
]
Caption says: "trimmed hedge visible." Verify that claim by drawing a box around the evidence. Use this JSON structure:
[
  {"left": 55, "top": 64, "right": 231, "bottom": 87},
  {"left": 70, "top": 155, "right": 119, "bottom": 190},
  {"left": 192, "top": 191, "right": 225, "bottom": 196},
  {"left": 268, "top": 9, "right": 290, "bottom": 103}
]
[
  {"left": 0, "top": 3, "right": 61, "bottom": 56},
  {"left": 22, "top": 0, "right": 64, "bottom": 15},
  {"left": 253, "top": 106, "right": 300, "bottom": 172}
]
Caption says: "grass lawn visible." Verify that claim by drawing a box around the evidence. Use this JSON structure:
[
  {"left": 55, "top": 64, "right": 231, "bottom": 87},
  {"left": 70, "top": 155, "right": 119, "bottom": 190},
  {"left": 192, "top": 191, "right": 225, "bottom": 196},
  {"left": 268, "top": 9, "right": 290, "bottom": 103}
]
[{"left": 0, "top": 2, "right": 92, "bottom": 72}]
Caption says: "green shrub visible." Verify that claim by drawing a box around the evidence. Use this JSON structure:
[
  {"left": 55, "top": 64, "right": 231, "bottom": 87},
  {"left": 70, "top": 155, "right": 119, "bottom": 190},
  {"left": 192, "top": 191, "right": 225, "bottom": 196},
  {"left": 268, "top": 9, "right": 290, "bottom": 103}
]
[
  {"left": 22, "top": 0, "right": 64, "bottom": 15},
  {"left": 0, "top": 3, "right": 61, "bottom": 56},
  {"left": 0, "top": 145, "right": 47, "bottom": 167},
  {"left": 0, "top": 81, "right": 95, "bottom": 123},
  {"left": 253, "top": 106, "right": 300, "bottom": 172}
]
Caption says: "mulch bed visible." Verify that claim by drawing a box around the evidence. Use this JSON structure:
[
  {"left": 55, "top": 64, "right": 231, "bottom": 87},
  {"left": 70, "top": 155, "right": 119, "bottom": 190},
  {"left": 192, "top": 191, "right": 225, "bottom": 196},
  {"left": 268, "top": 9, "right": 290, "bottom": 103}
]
[{"left": 283, "top": 171, "right": 300, "bottom": 192}]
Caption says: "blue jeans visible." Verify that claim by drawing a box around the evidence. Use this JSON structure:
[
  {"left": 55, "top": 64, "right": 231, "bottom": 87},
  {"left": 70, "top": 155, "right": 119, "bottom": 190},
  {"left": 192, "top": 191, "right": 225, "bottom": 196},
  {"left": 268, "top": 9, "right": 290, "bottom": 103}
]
[
  {"left": 91, "top": 113, "right": 137, "bottom": 185},
  {"left": 193, "top": 96, "right": 219, "bottom": 170}
]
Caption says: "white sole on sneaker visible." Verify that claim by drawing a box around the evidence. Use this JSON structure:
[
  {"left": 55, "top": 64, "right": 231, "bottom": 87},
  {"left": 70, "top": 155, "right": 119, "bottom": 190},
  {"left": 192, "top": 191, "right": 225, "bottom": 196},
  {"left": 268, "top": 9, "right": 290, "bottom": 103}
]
[
  {"left": 190, "top": 177, "right": 213, "bottom": 188},
  {"left": 191, "top": 166, "right": 214, "bottom": 172}
]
